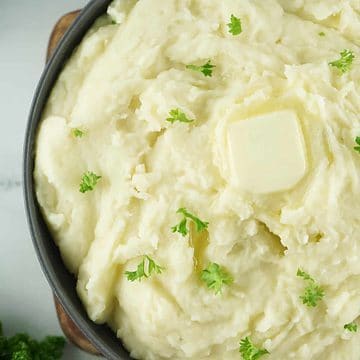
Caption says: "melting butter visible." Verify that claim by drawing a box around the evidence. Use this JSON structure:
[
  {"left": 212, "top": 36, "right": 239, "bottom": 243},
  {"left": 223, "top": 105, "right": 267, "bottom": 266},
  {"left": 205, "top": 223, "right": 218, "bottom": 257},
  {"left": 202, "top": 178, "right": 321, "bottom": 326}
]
[{"left": 227, "top": 111, "right": 307, "bottom": 194}]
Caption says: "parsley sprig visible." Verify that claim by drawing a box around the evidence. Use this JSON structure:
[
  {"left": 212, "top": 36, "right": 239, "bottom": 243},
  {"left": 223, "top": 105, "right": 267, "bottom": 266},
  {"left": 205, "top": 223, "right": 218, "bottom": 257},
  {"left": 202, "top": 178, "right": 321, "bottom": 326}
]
[
  {"left": 329, "top": 49, "right": 355, "bottom": 74},
  {"left": 201, "top": 263, "right": 233, "bottom": 294},
  {"left": 344, "top": 322, "right": 358, "bottom": 332},
  {"left": 125, "top": 256, "right": 164, "bottom": 282},
  {"left": 186, "top": 60, "right": 216, "bottom": 77},
  {"left": 227, "top": 15, "right": 242, "bottom": 36},
  {"left": 72, "top": 128, "right": 85, "bottom": 138},
  {"left": 239, "top": 337, "right": 269, "bottom": 360},
  {"left": 354, "top": 137, "right": 360, "bottom": 153},
  {"left": 166, "top": 109, "right": 194, "bottom": 124},
  {"left": 0, "top": 321, "right": 65, "bottom": 360},
  {"left": 172, "top": 208, "right": 208, "bottom": 237},
  {"left": 79, "top": 172, "right": 102, "bottom": 193},
  {"left": 297, "top": 269, "right": 325, "bottom": 307}
]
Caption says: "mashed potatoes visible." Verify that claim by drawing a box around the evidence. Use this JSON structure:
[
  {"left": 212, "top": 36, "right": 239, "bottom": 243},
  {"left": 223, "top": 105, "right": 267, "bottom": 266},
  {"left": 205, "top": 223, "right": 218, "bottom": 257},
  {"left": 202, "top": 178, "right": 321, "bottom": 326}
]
[{"left": 35, "top": 0, "right": 360, "bottom": 359}]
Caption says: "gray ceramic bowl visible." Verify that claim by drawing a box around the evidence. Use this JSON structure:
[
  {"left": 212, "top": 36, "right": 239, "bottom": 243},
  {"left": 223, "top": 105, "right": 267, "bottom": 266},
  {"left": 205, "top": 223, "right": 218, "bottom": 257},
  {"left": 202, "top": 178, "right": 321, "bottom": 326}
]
[{"left": 23, "top": 1, "right": 131, "bottom": 359}]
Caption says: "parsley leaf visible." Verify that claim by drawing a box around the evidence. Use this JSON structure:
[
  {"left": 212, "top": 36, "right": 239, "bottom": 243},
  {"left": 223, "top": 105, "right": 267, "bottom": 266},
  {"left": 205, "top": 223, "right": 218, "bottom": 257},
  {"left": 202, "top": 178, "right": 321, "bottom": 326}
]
[
  {"left": 72, "top": 128, "right": 86, "bottom": 138},
  {"left": 296, "top": 269, "right": 314, "bottom": 282},
  {"left": 329, "top": 49, "right": 355, "bottom": 74},
  {"left": 166, "top": 109, "right": 194, "bottom": 124},
  {"left": 201, "top": 263, "right": 233, "bottom": 294},
  {"left": 125, "top": 256, "right": 164, "bottom": 282},
  {"left": 239, "top": 337, "right": 269, "bottom": 360},
  {"left": 300, "top": 285, "right": 324, "bottom": 307},
  {"left": 172, "top": 208, "right": 208, "bottom": 237},
  {"left": 79, "top": 171, "right": 102, "bottom": 193},
  {"left": 297, "top": 269, "right": 325, "bottom": 307},
  {"left": 318, "top": 32, "right": 325, "bottom": 37},
  {"left": 227, "top": 15, "right": 242, "bottom": 36},
  {"left": 172, "top": 218, "right": 188, "bottom": 236},
  {"left": 186, "top": 60, "right": 216, "bottom": 77},
  {"left": 354, "top": 137, "right": 360, "bottom": 153},
  {"left": 344, "top": 322, "right": 358, "bottom": 332},
  {"left": 0, "top": 321, "right": 65, "bottom": 360},
  {"left": 37, "top": 336, "right": 67, "bottom": 360}
]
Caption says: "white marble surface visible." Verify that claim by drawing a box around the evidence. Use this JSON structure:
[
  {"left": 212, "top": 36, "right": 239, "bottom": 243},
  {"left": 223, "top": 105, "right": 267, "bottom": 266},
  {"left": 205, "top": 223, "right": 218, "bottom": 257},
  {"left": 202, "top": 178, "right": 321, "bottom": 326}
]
[{"left": 0, "top": 1, "right": 98, "bottom": 359}]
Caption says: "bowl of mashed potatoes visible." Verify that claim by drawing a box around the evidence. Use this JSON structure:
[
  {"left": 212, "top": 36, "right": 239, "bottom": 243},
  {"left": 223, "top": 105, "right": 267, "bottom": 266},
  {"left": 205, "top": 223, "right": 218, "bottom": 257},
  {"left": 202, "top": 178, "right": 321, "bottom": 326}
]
[{"left": 25, "top": 1, "right": 360, "bottom": 359}]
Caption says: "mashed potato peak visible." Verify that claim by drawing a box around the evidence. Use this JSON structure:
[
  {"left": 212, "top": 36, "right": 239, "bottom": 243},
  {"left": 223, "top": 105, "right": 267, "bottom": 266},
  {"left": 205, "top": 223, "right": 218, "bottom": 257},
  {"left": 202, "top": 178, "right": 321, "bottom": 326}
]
[{"left": 35, "top": 0, "right": 360, "bottom": 359}]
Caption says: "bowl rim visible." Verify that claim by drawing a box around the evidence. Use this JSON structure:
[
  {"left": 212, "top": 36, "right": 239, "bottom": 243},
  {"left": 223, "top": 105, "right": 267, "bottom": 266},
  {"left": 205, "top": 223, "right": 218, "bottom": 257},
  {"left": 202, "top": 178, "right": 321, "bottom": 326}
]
[{"left": 23, "top": 1, "right": 131, "bottom": 359}]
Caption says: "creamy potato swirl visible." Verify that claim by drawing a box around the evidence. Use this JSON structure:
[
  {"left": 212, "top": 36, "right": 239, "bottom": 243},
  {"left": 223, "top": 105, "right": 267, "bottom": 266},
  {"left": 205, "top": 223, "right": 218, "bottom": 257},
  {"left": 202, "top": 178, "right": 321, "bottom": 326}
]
[{"left": 35, "top": 1, "right": 360, "bottom": 359}]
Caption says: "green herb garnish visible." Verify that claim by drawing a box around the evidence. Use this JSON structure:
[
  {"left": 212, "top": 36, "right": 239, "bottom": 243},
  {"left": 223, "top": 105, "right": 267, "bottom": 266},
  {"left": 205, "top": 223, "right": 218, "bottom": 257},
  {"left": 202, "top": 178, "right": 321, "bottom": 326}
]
[
  {"left": 186, "top": 60, "right": 216, "bottom": 77},
  {"left": 318, "top": 32, "right": 325, "bottom": 37},
  {"left": 0, "top": 321, "right": 65, "bottom": 360},
  {"left": 239, "top": 337, "right": 269, "bottom": 360},
  {"left": 329, "top": 49, "right": 355, "bottom": 74},
  {"left": 227, "top": 14, "right": 242, "bottom": 36},
  {"left": 166, "top": 109, "right": 194, "bottom": 124},
  {"left": 297, "top": 269, "right": 325, "bottom": 307},
  {"left": 125, "top": 255, "right": 164, "bottom": 282},
  {"left": 344, "top": 322, "right": 358, "bottom": 332},
  {"left": 72, "top": 128, "right": 85, "bottom": 138},
  {"left": 201, "top": 263, "right": 233, "bottom": 294},
  {"left": 172, "top": 208, "right": 208, "bottom": 236},
  {"left": 79, "top": 171, "right": 102, "bottom": 193},
  {"left": 354, "top": 137, "right": 360, "bottom": 153}
]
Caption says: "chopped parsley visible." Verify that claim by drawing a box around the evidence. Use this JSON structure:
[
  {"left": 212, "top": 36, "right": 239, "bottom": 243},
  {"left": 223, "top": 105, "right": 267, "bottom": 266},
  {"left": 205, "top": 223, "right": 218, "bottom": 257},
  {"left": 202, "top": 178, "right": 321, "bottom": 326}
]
[
  {"left": 166, "top": 109, "right": 194, "bottom": 124},
  {"left": 201, "top": 263, "right": 233, "bottom": 294},
  {"left": 79, "top": 171, "right": 102, "bottom": 193},
  {"left": 172, "top": 208, "right": 208, "bottom": 237},
  {"left": 0, "top": 321, "right": 65, "bottom": 360},
  {"left": 239, "top": 337, "right": 269, "bottom": 360},
  {"left": 227, "top": 14, "right": 242, "bottom": 36},
  {"left": 125, "top": 256, "right": 164, "bottom": 282},
  {"left": 344, "top": 322, "right": 358, "bottom": 332},
  {"left": 72, "top": 128, "right": 85, "bottom": 138},
  {"left": 297, "top": 269, "right": 325, "bottom": 307},
  {"left": 329, "top": 49, "right": 355, "bottom": 74},
  {"left": 318, "top": 32, "right": 325, "bottom": 37},
  {"left": 354, "top": 137, "right": 360, "bottom": 153},
  {"left": 186, "top": 60, "right": 216, "bottom": 77}
]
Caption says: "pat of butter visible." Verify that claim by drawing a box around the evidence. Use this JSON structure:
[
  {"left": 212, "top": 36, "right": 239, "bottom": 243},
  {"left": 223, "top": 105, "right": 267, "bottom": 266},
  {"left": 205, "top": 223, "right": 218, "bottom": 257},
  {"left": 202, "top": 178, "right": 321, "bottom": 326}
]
[{"left": 227, "top": 111, "right": 307, "bottom": 194}]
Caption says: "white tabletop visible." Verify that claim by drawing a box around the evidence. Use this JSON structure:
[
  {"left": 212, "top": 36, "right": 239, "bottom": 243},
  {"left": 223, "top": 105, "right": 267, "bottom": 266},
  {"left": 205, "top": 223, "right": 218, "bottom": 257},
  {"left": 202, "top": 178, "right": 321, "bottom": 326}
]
[{"left": 0, "top": 1, "right": 99, "bottom": 359}]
